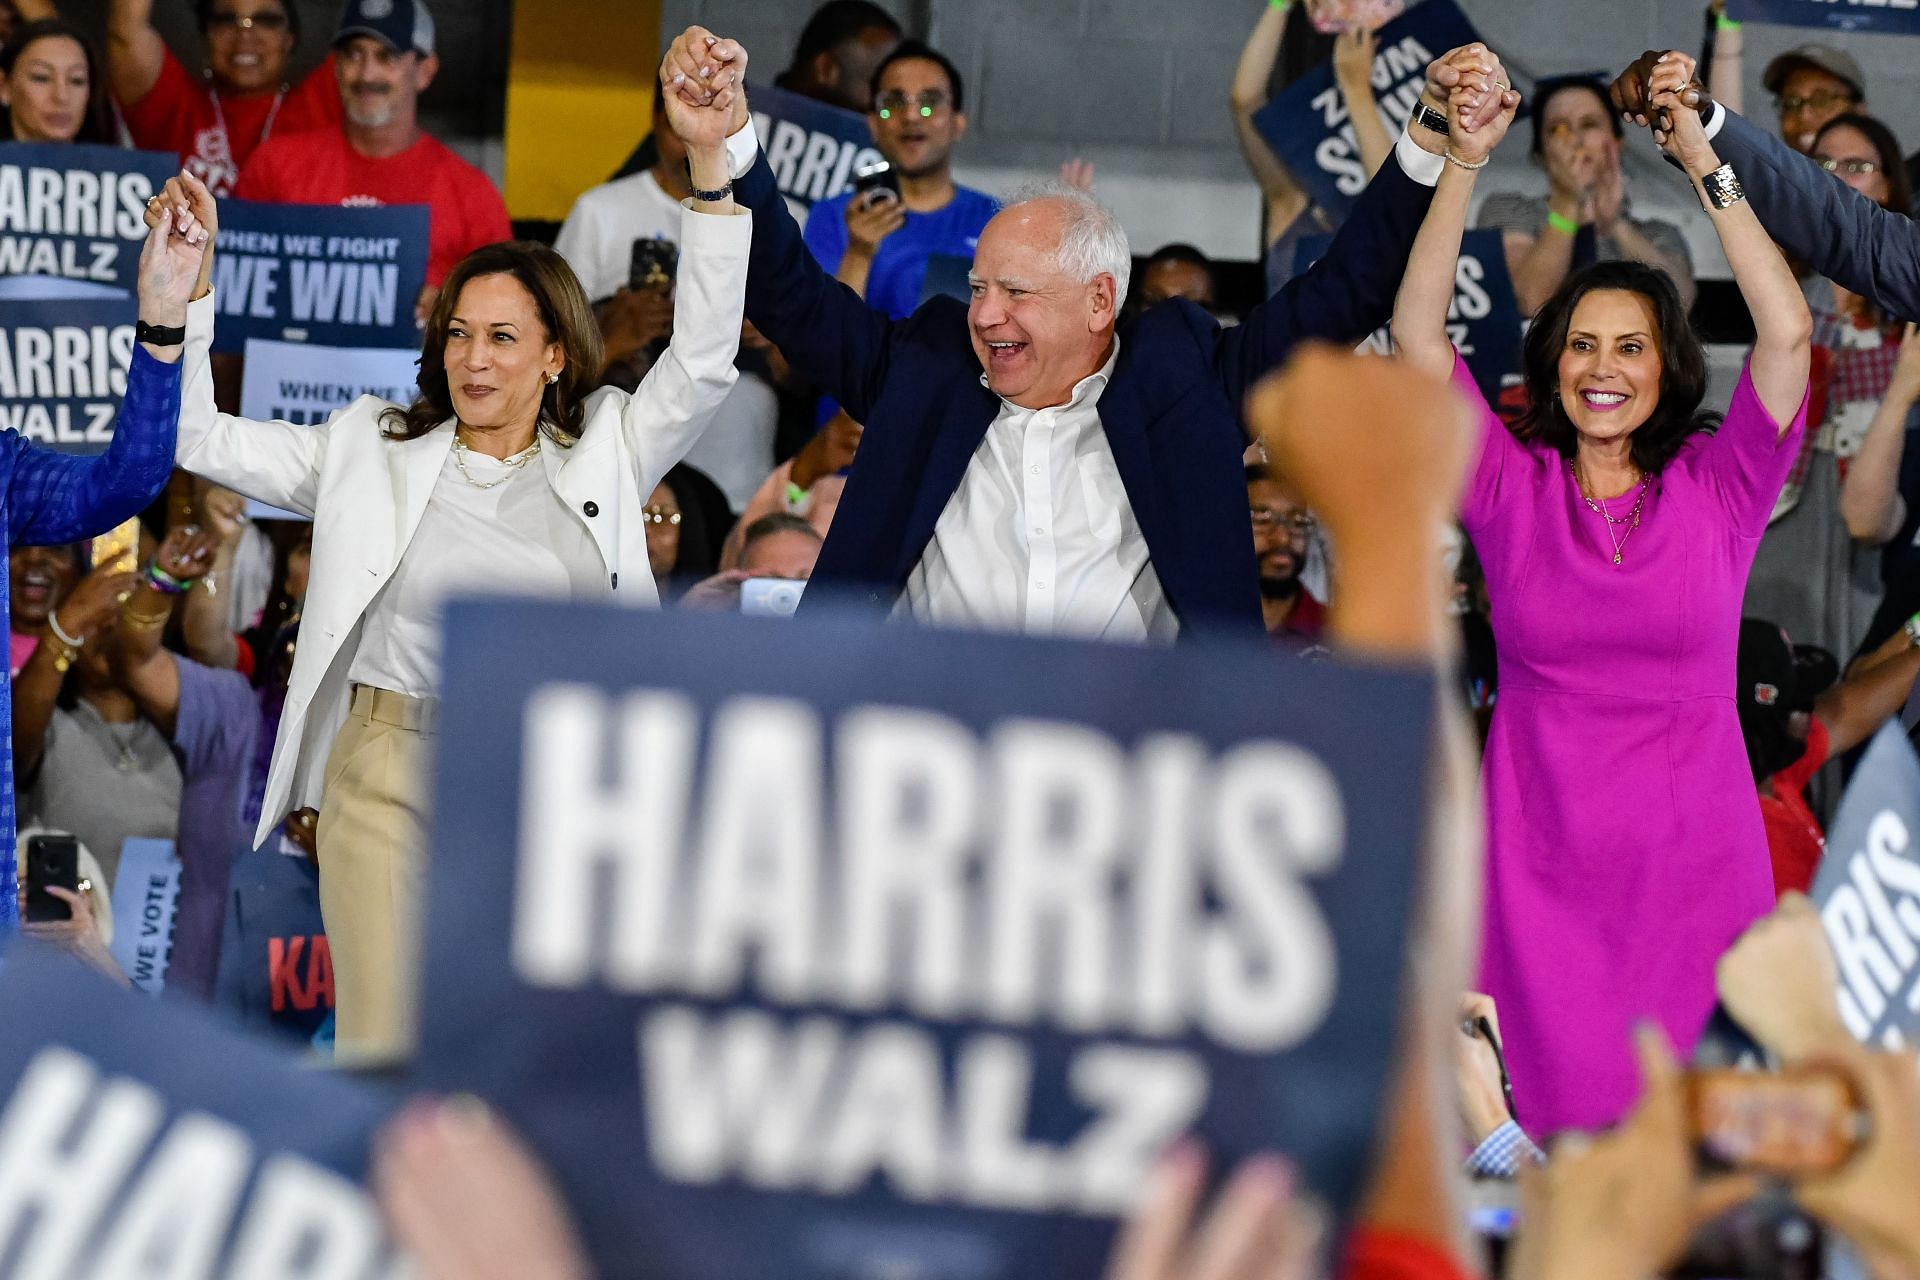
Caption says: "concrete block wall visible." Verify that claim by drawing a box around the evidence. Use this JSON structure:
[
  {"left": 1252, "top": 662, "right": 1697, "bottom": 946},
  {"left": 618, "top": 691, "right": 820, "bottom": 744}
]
[{"left": 662, "top": 0, "right": 1920, "bottom": 274}]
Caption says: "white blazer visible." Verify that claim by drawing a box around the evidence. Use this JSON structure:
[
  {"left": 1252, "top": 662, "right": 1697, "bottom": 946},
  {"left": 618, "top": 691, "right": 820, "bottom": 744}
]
[{"left": 175, "top": 204, "right": 752, "bottom": 847}]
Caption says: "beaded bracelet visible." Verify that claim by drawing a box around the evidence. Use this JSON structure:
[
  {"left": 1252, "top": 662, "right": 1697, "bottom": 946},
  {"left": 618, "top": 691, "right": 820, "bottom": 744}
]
[{"left": 145, "top": 562, "right": 190, "bottom": 595}]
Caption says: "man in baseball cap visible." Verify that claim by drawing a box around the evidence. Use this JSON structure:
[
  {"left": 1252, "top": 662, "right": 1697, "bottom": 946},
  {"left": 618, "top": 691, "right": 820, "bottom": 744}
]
[
  {"left": 334, "top": 0, "right": 436, "bottom": 58},
  {"left": 1762, "top": 43, "right": 1865, "bottom": 154}
]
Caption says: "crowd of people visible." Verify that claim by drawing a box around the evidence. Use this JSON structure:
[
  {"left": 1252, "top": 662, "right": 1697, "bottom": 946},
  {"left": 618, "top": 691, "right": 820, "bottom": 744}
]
[{"left": 7, "top": 0, "right": 1920, "bottom": 1276}]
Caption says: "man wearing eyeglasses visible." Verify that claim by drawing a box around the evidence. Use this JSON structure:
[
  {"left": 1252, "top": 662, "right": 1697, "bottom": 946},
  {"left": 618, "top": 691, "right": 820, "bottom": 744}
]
[
  {"left": 803, "top": 39, "right": 998, "bottom": 321},
  {"left": 1761, "top": 45, "right": 1864, "bottom": 157},
  {"left": 1247, "top": 466, "right": 1326, "bottom": 644},
  {"left": 102, "top": 0, "right": 341, "bottom": 195}
]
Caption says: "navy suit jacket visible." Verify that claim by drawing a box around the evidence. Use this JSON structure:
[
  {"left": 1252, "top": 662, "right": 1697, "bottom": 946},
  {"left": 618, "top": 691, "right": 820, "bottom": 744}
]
[
  {"left": 1712, "top": 107, "right": 1920, "bottom": 323},
  {"left": 736, "top": 146, "right": 1437, "bottom": 635}
]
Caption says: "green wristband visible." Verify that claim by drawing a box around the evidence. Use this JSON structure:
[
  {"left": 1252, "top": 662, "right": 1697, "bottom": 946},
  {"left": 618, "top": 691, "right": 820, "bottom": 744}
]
[
  {"left": 1270, "top": 0, "right": 1289, "bottom": 10},
  {"left": 785, "top": 481, "right": 809, "bottom": 510},
  {"left": 1546, "top": 209, "right": 1581, "bottom": 236},
  {"left": 1715, "top": 12, "right": 1742, "bottom": 30}
]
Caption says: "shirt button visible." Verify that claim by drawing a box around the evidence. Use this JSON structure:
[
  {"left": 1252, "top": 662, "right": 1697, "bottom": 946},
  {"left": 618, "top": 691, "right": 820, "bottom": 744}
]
[
  {"left": 583, "top": 501, "right": 599, "bottom": 517},
  {"left": 1035, "top": 580, "right": 1049, "bottom": 590},
  {"left": 1032, "top": 526, "right": 1044, "bottom": 536},
  {"left": 1029, "top": 466, "right": 1042, "bottom": 476}
]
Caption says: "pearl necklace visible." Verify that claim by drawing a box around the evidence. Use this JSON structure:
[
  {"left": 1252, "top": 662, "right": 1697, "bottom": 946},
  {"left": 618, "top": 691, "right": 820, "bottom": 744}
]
[
  {"left": 451, "top": 433, "right": 541, "bottom": 489},
  {"left": 1571, "top": 460, "right": 1652, "bottom": 567}
]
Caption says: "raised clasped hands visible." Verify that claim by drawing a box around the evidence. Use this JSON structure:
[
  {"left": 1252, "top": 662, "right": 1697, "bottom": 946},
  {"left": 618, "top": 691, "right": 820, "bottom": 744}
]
[
  {"left": 1643, "top": 51, "right": 1718, "bottom": 176},
  {"left": 1424, "top": 43, "right": 1520, "bottom": 136},
  {"left": 1609, "top": 49, "right": 1714, "bottom": 147},
  {"left": 1446, "top": 70, "right": 1518, "bottom": 165},
  {"left": 659, "top": 27, "right": 750, "bottom": 153}
]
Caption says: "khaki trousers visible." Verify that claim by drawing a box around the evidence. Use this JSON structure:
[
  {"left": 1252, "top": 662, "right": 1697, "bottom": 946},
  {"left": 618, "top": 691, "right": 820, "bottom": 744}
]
[{"left": 316, "top": 685, "right": 435, "bottom": 1063}]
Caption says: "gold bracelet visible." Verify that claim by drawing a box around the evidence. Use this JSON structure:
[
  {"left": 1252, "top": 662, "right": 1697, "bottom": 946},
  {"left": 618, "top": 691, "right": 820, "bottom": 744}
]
[{"left": 122, "top": 602, "right": 173, "bottom": 629}]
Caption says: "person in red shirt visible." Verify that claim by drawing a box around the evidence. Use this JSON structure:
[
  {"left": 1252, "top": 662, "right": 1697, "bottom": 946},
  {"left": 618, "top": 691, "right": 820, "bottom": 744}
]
[
  {"left": 1738, "top": 617, "right": 1920, "bottom": 896},
  {"left": 234, "top": 0, "right": 511, "bottom": 301},
  {"left": 104, "top": 0, "right": 340, "bottom": 194}
]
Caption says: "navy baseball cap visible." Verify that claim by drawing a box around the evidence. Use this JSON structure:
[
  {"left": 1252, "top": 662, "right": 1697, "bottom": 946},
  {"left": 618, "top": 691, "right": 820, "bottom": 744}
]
[{"left": 334, "top": 0, "right": 435, "bottom": 56}]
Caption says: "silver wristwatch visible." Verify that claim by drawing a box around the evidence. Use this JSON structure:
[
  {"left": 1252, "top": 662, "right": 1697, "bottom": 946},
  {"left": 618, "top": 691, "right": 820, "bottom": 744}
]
[{"left": 1699, "top": 163, "right": 1745, "bottom": 211}]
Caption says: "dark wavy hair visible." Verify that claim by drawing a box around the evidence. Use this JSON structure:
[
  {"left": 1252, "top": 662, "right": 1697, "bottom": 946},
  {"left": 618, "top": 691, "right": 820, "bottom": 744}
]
[
  {"left": 381, "top": 242, "right": 605, "bottom": 445},
  {"left": 1, "top": 19, "right": 115, "bottom": 145},
  {"left": 1514, "top": 260, "right": 1717, "bottom": 476}
]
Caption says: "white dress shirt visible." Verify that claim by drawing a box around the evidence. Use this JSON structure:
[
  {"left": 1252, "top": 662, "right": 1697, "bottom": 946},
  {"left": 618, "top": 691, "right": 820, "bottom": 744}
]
[{"left": 901, "top": 339, "right": 1177, "bottom": 642}]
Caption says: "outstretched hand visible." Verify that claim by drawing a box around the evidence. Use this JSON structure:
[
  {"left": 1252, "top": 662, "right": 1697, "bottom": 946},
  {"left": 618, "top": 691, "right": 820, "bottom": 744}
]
[
  {"left": 1424, "top": 43, "right": 1518, "bottom": 134},
  {"left": 659, "top": 27, "right": 749, "bottom": 151},
  {"left": 1446, "top": 76, "right": 1518, "bottom": 164},
  {"left": 1645, "top": 52, "right": 1718, "bottom": 175},
  {"left": 1610, "top": 49, "right": 1714, "bottom": 143},
  {"left": 136, "top": 198, "right": 210, "bottom": 329}
]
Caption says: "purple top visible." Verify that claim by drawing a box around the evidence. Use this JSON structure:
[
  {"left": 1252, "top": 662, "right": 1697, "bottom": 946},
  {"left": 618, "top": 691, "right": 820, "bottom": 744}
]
[
  {"left": 1461, "top": 355, "right": 1808, "bottom": 1134},
  {"left": 167, "top": 655, "right": 262, "bottom": 1000}
]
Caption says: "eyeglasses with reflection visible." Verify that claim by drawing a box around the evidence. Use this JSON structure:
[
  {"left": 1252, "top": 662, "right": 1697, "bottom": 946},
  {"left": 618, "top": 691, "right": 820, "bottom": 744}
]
[
  {"left": 876, "top": 90, "right": 951, "bottom": 120},
  {"left": 1250, "top": 507, "right": 1316, "bottom": 536},
  {"left": 642, "top": 507, "right": 682, "bottom": 526},
  {"left": 1816, "top": 157, "right": 1881, "bottom": 177},
  {"left": 208, "top": 10, "right": 290, "bottom": 31},
  {"left": 1777, "top": 89, "right": 1855, "bottom": 115}
]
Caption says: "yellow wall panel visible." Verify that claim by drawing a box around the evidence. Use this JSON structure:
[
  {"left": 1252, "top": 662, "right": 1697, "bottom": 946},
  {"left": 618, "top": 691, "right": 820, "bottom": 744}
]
[{"left": 506, "top": 0, "right": 663, "bottom": 222}]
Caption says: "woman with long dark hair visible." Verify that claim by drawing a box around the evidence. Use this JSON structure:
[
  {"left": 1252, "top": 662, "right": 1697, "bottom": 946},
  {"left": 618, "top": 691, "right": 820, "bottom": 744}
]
[
  {"left": 1391, "top": 62, "right": 1811, "bottom": 1132},
  {"left": 0, "top": 18, "right": 114, "bottom": 144},
  {"left": 147, "top": 37, "right": 752, "bottom": 1059}
]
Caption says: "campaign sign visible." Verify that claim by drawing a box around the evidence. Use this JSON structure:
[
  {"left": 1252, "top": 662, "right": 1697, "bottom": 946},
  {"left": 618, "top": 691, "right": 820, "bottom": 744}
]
[
  {"left": 1295, "top": 227, "right": 1522, "bottom": 397},
  {"left": 414, "top": 604, "right": 1436, "bottom": 1280},
  {"left": 211, "top": 200, "right": 429, "bottom": 352},
  {"left": 214, "top": 845, "right": 334, "bottom": 1046},
  {"left": 1728, "top": 0, "right": 1920, "bottom": 34},
  {"left": 108, "top": 837, "right": 181, "bottom": 995},
  {"left": 1252, "top": 0, "right": 1483, "bottom": 218},
  {"left": 0, "top": 946, "right": 401, "bottom": 1277},
  {"left": 1811, "top": 723, "right": 1920, "bottom": 1049},
  {"left": 0, "top": 143, "right": 174, "bottom": 294},
  {"left": 236, "top": 340, "right": 419, "bottom": 518},
  {"left": 748, "top": 82, "right": 883, "bottom": 209},
  {"left": 0, "top": 296, "right": 138, "bottom": 456}
]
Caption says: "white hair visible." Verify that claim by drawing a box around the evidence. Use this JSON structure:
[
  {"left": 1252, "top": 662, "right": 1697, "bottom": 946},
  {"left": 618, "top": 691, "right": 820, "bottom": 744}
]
[{"left": 1002, "top": 180, "right": 1131, "bottom": 303}]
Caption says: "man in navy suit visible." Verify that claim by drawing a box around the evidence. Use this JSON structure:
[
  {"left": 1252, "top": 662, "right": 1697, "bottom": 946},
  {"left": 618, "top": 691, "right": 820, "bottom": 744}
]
[
  {"left": 1612, "top": 50, "right": 1920, "bottom": 325},
  {"left": 670, "top": 30, "right": 1515, "bottom": 638}
]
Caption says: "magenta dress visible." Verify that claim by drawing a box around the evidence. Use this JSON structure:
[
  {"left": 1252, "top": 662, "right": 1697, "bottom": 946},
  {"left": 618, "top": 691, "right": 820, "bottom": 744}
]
[{"left": 1459, "top": 357, "right": 1808, "bottom": 1135}]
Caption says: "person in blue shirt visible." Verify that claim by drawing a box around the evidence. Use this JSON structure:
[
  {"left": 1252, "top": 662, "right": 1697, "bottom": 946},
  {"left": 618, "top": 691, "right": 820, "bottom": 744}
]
[{"left": 803, "top": 39, "right": 997, "bottom": 320}]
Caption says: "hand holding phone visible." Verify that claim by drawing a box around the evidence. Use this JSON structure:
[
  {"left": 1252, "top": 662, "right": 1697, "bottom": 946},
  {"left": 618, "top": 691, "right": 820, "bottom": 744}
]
[{"left": 24, "top": 834, "right": 79, "bottom": 924}]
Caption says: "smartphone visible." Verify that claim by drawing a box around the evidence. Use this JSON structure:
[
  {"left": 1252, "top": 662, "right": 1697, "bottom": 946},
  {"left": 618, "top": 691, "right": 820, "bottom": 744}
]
[
  {"left": 740, "top": 577, "right": 805, "bottom": 618},
  {"left": 851, "top": 158, "right": 900, "bottom": 202},
  {"left": 24, "top": 834, "right": 79, "bottom": 924},
  {"left": 1688, "top": 1066, "right": 1867, "bottom": 1177},
  {"left": 1669, "top": 1188, "right": 1822, "bottom": 1280},
  {"left": 627, "top": 237, "right": 679, "bottom": 293}
]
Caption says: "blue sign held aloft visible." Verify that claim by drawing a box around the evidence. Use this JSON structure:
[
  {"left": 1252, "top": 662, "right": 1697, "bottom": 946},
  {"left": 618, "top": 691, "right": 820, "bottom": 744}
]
[
  {"left": 0, "top": 295, "right": 139, "bottom": 457},
  {"left": 413, "top": 603, "right": 1437, "bottom": 1280},
  {"left": 211, "top": 200, "right": 430, "bottom": 352},
  {"left": 1811, "top": 723, "right": 1920, "bottom": 1049},
  {"left": 1252, "top": 0, "right": 1484, "bottom": 219},
  {"left": 747, "top": 82, "right": 884, "bottom": 209},
  {"left": 1728, "top": 0, "right": 1920, "bottom": 35},
  {"left": 0, "top": 142, "right": 175, "bottom": 294},
  {"left": 0, "top": 946, "right": 400, "bottom": 1275}
]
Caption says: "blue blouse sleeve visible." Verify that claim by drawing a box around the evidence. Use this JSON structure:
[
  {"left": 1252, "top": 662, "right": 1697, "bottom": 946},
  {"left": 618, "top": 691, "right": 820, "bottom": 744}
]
[{"left": 6, "top": 346, "right": 181, "bottom": 546}]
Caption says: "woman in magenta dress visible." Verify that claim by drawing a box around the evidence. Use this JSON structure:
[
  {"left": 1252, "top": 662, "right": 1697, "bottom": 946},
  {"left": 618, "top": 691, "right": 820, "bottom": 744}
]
[{"left": 1392, "top": 72, "right": 1812, "bottom": 1132}]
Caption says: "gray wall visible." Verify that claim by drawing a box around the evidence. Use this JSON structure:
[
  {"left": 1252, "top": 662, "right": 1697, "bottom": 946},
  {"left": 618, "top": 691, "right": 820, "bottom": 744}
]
[{"left": 663, "top": 0, "right": 1920, "bottom": 273}]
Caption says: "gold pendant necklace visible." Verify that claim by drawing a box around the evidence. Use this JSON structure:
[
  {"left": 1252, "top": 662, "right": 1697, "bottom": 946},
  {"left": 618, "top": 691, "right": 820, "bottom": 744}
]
[
  {"left": 1571, "top": 460, "right": 1652, "bottom": 567},
  {"left": 451, "top": 434, "right": 541, "bottom": 490}
]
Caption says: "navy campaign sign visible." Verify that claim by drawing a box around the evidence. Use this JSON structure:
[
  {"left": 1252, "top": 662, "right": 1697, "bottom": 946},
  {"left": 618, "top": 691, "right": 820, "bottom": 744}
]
[
  {"left": 415, "top": 604, "right": 1437, "bottom": 1280},
  {"left": 0, "top": 143, "right": 174, "bottom": 294},
  {"left": 1252, "top": 0, "right": 1483, "bottom": 218},
  {"left": 0, "top": 946, "right": 401, "bottom": 1277},
  {"left": 0, "top": 296, "right": 138, "bottom": 456},
  {"left": 1811, "top": 723, "right": 1920, "bottom": 1049},
  {"left": 747, "top": 82, "right": 883, "bottom": 208},
  {"left": 1296, "top": 227, "right": 1522, "bottom": 399},
  {"left": 211, "top": 200, "right": 430, "bottom": 352},
  {"left": 1728, "top": 0, "right": 1920, "bottom": 34}
]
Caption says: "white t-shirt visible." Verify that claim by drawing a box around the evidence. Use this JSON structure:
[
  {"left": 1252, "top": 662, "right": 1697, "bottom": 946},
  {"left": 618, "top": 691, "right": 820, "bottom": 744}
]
[
  {"left": 350, "top": 446, "right": 606, "bottom": 697},
  {"left": 553, "top": 170, "right": 685, "bottom": 303}
]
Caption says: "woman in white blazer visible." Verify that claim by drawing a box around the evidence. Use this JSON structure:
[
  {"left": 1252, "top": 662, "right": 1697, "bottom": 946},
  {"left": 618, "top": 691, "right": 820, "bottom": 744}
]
[{"left": 145, "top": 40, "right": 754, "bottom": 1059}]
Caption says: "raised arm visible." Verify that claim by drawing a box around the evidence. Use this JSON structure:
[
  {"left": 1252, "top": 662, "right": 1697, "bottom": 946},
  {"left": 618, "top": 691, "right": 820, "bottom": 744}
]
[
  {"left": 144, "top": 174, "right": 326, "bottom": 513},
  {"left": 110, "top": 529, "right": 216, "bottom": 740},
  {"left": 10, "top": 564, "right": 135, "bottom": 781},
  {"left": 1614, "top": 53, "right": 1920, "bottom": 323},
  {"left": 1650, "top": 57, "right": 1811, "bottom": 429},
  {"left": 1841, "top": 324, "right": 1920, "bottom": 545},
  {"left": 1705, "top": 2, "right": 1743, "bottom": 116},
  {"left": 1815, "top": 631, "right": 1920, "bottom": 758},
  {"left": 1229, "top": 0, "right": 1311, "bottom": 244},
  {"left": 105, "top": 0, "right": 168, "bottom": 107},
  {"left": 5, "top": 211, "right": 202, "bottom": 547},
  {"left": 1390, "top": 85, "right": 1517, "bottom": 380},
  {"left": 1333, "top": 28, "right": 1394, "bottom": 179}
]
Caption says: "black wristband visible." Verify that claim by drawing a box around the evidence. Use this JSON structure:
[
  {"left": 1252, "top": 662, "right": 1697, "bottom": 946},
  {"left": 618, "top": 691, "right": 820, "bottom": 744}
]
[
  {"left": 689, "top": 180, "right": 733, "bottom": 203},
  {"left": 1412, "top": 103, "right": 1449, "bottom": 137},
  {"left": 135, "top": 319, "right": 187, "bottom": 347}
]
